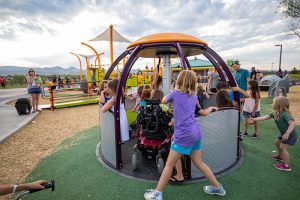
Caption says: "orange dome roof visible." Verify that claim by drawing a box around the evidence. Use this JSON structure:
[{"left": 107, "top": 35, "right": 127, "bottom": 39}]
[{"left": 127, "top": 33, "right": 207, "bottom": 49}]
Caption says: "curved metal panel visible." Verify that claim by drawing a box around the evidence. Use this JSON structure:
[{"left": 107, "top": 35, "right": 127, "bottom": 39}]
[{"left": 191, "top": 109, "right": 239, "bottom": 178}]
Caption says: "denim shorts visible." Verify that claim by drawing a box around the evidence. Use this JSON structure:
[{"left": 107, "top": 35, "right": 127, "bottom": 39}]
[
  {"left": 28, "top": 87, "right": 41, "bottom": 94},
  {"left": 278, "top": 134, "right": 298, "bottom": 146},
  {"left": 171, "top": 140, "right": 202, "bottom": 155},
  {"left": 243, "top": 111, "right": 260, "bottom": 118}
]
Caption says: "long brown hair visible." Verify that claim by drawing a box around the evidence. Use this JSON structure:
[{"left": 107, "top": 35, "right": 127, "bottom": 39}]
[
  {"left": 248, "top": 80, "right": 260, "bottom": 99},
  {"left": 197, "top": 85, "right": 205, "bottom": 95},
  {"left": 141, "top": 89, "right": 151, "bottom": 100},
  {"left": 137, "top": 85, "right": 144, "bottom": 96},
  {"left": 151, "top": 89, "right": 164, "bottom": 101},
  {"left": 216, "top": 90, "right": 234, "bottom": 108},
  {"left": 273, "top": 96, "right": 292, "bottom": 119},
  {"left": 176, "top": 70, "right": 197, "bottom": 96},
  {"left": 108, "top": 79, "right": 123, "bottom": 97}
]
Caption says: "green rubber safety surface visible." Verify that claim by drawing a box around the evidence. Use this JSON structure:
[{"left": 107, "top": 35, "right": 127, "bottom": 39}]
[{"left": 25, "top": 99, "right": 300, "bottom": 200}]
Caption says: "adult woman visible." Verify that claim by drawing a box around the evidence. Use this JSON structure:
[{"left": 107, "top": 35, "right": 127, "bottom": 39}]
[{"left": 26, "top": 68, "right": 42, "bottom": 113}]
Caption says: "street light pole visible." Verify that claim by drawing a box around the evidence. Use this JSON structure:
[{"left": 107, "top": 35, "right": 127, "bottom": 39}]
[{"left": 275, "top": 44, "right": 282, "bottom": 71}]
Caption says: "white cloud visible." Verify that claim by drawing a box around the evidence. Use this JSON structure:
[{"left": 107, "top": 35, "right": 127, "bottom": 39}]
[{"left": 0, "top": 0, "right": 299, "bottom": 71}]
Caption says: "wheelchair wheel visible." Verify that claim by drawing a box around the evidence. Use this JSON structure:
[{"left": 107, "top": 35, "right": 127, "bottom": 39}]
[
  {"left": 157, "top": 157, "right": 164, "bottom": 174},
  {"left": 132, "top": 153, "right": 139, "bottom": 171}
]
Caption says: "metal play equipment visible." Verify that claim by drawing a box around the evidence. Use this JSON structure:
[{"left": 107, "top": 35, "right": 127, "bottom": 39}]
[
  {"left": 97, "top": 33, "right": 243, "bottom": 181},
  {"left": 268, "top": 74, "right": 290, "bottom": 97}
]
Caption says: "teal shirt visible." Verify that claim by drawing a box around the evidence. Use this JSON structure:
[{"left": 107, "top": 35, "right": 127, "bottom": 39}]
[
  {"left": 268, "top": 111, "right": 298, "bottom": 137},
  {"left": 139, "top": 100, "right": 147, "bottom": 108},
  {"left": 233, "top": 68, "right": 250, "bottom": 91}
]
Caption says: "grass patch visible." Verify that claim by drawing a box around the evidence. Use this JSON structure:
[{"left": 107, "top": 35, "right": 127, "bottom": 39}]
[
  {"left": 55, "top": 99, "right": 99, "bottom": 108},
  {"left": 25, "top": 99, "right": 300, "bottom": 200}
]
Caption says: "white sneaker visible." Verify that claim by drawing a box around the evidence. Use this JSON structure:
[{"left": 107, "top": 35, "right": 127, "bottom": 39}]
[
  {"left": 144, "top": 189, "right": 163, "bottom": 200},
  {"left": 203, "top": 184, "right": 226, "bottom": 196}
]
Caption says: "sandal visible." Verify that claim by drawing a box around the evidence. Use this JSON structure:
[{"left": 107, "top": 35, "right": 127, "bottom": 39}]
[{"left": 169, "top": 176, "right": 184, "bottom": 184}]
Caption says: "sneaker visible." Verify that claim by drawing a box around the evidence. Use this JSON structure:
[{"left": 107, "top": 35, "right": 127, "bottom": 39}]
[
  {"left": 144, "top": 189, "right": 163, "bottom": 200},
  {"left": 273, "top": 163, "right": 291, "bottom": 172},
  {"left": 203, "top": 184, "right": 226, "bottom": 196},
  {"left": 271, "top": 155, "right": 283, "bottom": 161},
  {"left": 242, "top": 131, "right": 248, "bottom": 137},
  {"left": 252, "top": 133, "right": 258, "bottom": 139}
]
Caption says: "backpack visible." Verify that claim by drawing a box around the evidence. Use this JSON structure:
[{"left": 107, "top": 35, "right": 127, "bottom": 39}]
[{"left": 15, "top": 98, "right": 32, "bottom": 115}]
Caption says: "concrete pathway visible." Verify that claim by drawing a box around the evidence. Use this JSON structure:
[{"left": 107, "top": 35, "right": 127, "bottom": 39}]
[{"left": 0, "top": 88, "right": 39, "bottom": 143}]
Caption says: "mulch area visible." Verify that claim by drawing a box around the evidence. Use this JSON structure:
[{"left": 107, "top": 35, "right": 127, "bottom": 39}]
[{"left": 0, "top": 105, "right": 99, "bottom": 187}]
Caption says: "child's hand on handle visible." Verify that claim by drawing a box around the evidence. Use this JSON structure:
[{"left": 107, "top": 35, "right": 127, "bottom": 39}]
[
  {"left": 25, "top": 180, "right": 48, "bottom": 190},
  {"left": 282, "top": 133, "right": 290, "bottom": 141}
]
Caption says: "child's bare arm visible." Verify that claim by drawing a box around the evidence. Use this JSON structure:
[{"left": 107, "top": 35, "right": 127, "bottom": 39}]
[
  {"left": 248, "top": 115, "right": 271, "bottom": 123},
  {"left": 231, "top": 87, "right": 249, "bottom": 98},
  {"left": 161, "top": 97, "right": 168, "bottom": 104},
  {"left": 131, "top": 103, "right": 139, "bottom": 112},
  {"left": 282, "top": 120, "right": 295, "bottom": 140},
  {"left": 252, "top": 94, "right": 259, "bottom": 116},
  {"left": 102, "top": 98, "right": 114, "bottom": 113},
  {"left": 99, "top": 91, "right": 106, "bottom": 104},
  {"left": 204, "top": 92, "right": 209, "bottom": 99},
  {"left": 198, "top": 107, "right": 218, "bottom": 116}
]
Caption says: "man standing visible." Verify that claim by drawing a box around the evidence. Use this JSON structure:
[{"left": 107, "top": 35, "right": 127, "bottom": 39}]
[
  {"left": 232, "top": 59, "right": 250, "bottom": 97},
  {"left": 250, "top": 67, "right": 257, "bottom": 80}
]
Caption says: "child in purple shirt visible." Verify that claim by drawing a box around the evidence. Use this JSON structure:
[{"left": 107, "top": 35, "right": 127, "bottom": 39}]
[{"left": 144, "top": 70, "right": 226, "bottom": 200}]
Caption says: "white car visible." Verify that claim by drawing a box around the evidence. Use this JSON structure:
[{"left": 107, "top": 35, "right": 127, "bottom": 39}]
[{"left": 259, "top": 75, "right": 281, "bottom": 91}]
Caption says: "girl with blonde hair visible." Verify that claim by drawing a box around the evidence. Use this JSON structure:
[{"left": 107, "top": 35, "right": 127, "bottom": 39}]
[
  {"left": 144, "top": 70, "right": 226, "bottom": 200},
  {"left": 249, "top": 96, "right": 297, "bottom": 171}
]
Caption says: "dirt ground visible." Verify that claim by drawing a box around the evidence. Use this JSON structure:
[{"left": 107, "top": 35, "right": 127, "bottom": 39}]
[
  {"left": 0, "top": 104, "right": 99, "bottom": 199},
  {"left": 0, "top": 85, "right": 299, "bottom": 200},
  {"left": 286, "top": 85, "right": 300, "bottom": 123}
]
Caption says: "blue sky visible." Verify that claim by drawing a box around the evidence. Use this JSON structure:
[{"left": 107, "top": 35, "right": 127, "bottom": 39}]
[{"left": 0, "top": 0, "right": 299, "bottom": 70}]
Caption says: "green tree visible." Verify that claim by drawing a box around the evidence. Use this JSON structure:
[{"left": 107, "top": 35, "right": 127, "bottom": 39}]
[{"left": 277, "top": 0, "right": 300, "bottom": 38}]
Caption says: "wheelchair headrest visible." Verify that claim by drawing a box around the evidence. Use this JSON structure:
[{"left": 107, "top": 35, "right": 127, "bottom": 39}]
[{"left": 145, "top": 99, "right": 160, "bottom": 105}]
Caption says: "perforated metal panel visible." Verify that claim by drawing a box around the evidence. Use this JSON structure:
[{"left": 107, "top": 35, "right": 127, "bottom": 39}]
[
  {"left": 191, "top": 109, "right": 239, "bottom": 178},
  {"left": 99, "top": 106, "right": 116, "bottom": 167}
]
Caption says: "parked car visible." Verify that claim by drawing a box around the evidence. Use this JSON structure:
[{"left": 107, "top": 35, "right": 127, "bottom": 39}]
[{"left": 259, "top": 75, "right": 281, "bottom": 91}]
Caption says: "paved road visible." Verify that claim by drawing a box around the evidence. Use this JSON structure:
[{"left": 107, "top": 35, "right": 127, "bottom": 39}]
[
  {"left": 0, "top": 88, "right": 30, "bottom": 102},
  {"left": 0, "top": 88, "right": 38, "bottom": 143}
]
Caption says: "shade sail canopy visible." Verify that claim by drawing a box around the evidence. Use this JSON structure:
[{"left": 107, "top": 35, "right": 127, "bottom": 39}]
[
  {"left": 77, "top": 54, "right": 96, "bottom": 59},
  {"left": 89, "top": 26, "right": 131, "bottom": 43}
]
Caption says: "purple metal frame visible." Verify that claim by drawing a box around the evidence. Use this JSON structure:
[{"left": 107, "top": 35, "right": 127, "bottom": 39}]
[{"left": 103, "top": 41, "right": 241, "bottom": 171}]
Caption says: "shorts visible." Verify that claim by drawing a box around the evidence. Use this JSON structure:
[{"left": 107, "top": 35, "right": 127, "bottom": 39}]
[
  {"left": 28, "top": 87, "right": 42, "bottom": 94},
  {"left": 171, "top": 140, "right": 202, "bottom": 155},
  {"left": 278, "top": 134, "right": 297, "bottom": 146},
  {"left": 243, "top": 111, "right": 260, "bottom": 118}
]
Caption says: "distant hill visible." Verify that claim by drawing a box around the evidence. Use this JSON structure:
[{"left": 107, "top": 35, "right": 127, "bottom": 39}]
[{"left": 0, "top": 66, "right": 86, "bottom": 76}]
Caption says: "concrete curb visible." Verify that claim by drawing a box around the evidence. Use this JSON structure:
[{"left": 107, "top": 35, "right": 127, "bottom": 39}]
[{"left": 0, "top": 98, "right": 40, "bottom": 144}]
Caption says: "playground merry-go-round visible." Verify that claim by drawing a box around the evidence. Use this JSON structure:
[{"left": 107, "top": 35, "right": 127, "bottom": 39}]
[{"left": 97, "top": 33, "right": 245, "bottom": 182}]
